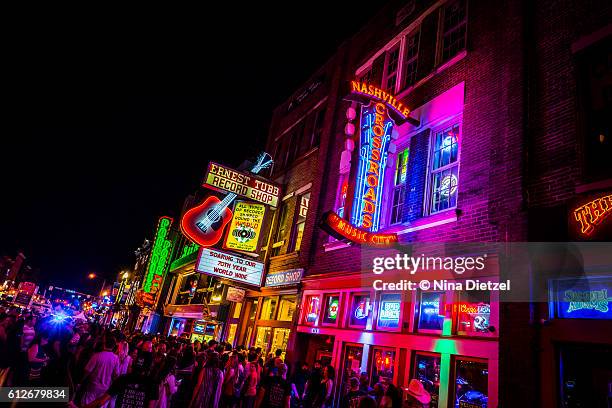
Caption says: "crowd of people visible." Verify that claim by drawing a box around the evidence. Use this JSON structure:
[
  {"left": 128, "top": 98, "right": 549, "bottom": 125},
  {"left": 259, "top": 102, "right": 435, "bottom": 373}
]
[{"left": 0, "top": 307, "right": 432, "bottom": 408}]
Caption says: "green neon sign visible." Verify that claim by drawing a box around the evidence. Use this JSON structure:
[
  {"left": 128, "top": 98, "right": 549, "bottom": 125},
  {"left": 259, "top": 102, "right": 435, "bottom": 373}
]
[{"left": 143, "top": 216, "right": 174, "bottom": 293}]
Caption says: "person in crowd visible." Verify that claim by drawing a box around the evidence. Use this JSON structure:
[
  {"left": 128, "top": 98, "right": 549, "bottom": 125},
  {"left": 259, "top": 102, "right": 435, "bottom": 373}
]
[
  {"left": 341, "top": 376, "right": 367, "bottom": 408},
  {"left": 370, "top": 382, "right": 385, "bottom": 406},
  {"left": 359, "top": 372, "right": 373, "bottom": 394},
  {"left": 380, "top": 383, "right": 402, "bottom": 408},
  {"left": 242, "top": 352, "right": 260, "bottom": 408},
  {"left": 290, "top": 361, "right": 309, "bottom": 408},
  {"left": 255, "top": 363, "right": 291, "bottom": 408},
  {"left": 27, "top": 332, "right": 50, "bottom": 386},
  {"left": 403, "top": 379, "right": 431, "bottom": 408},
  {"left": 302, "top": 360, "right": 323, "bottom": 408},
  {"left": 191, "top": 351, "right": 224, "bottom": 408},
  {"left": 357, "top": 396, "right": 378, "bottom": 408},
  {"left": 80, "top": 334, "right": 120, "bottom": 405},
  {"left": 83, "top": 349, "right": 159, "bottom": 408},
  {"left": 116, "top": 340, "right": 131, "bottom": 376},
  {"left": 155, "top": 355, "right": 178, "bottom": 408},
  {"left": 221, "top": 352, "right": 241, "bottom": 408},
  {"left": 313, "top": 365, "right": 335, "bottom": 408}
]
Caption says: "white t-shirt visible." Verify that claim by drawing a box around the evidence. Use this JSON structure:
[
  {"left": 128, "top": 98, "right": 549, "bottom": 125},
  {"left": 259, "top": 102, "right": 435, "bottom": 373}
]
[{"left": 84, "top": 351, "right": 120, "bottom": 395}]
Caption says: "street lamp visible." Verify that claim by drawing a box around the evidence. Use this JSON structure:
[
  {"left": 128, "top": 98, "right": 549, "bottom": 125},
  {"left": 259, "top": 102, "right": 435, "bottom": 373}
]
[
  {"left": 122, "top": 271, "right": 129, "bottom": 280},
  {"left": 88, "top": 273, "right": 97, "bottom": 280}
]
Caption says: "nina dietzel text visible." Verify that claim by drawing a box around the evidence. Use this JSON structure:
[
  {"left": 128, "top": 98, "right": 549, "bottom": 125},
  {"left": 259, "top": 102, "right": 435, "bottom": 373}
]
[{"left": 372, "top": 279, "right": 511, "bottom": 292}]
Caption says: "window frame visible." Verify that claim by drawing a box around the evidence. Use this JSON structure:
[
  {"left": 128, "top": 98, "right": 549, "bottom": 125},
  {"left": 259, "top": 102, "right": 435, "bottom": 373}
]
[
  {"left": 401, "top": 27, "right": 421, "bottom": 90},
  {"left": 321, "top": 293, "right": 342, "bottom": 327},
  {"left": 451, "top": 355, "right": 489, "bottom": 407},
  {"left": 455, "top": 287, "right": 496, "bottom": 337},
  {"left": 276, "top": 294, "right": 297, "bottom": 322},
  {"left": 347, "top": 292, "right": 372, "bottom": 329},
  {"left": 258, "top": 295, "right": 279, "bottom": 321},
  {"left": 412, "top": 351, "right": 442, "bottom": 407},
  {"left": 382, "top": 43, "right": 401, "bottom": 92},
  {"left": 290, "top": 191, "right": 311, "bottom": 252},
  {"left": 270, "top": 201, "right": 290, "bottom": 257},
  {"left": 374, "top": 291, "right": 404, "bottom": 332},
  {"left": 425, "top": 119, "right": 462, "bottom": 215},
  {"left": 415, "top": 289, "right": 452, "bottom": 334},
  {"left": 437, "top": 0, "right": 468, "bottom": 65},
  {"left": 368, "top": 346, "right": 398, "bottom": 386}
]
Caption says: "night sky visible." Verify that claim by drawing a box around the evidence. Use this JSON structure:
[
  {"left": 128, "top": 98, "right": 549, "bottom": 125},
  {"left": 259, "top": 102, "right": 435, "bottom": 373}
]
[{"left": 1, "top": 3, "right": 387, "bottom": 292}]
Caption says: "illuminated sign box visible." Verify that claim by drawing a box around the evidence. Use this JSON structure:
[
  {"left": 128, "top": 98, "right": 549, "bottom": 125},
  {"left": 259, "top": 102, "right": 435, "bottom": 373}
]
[
  {"left": 196, "top": 247, "right": 265, "bottom": 287},
  {"left": 265, "top": 268, "right": 304, "bottom": 287},
  {"left": 570, "top": 192, "right": 612, "bottom": 239},
  {"left": 551, "top": 276, "right": 612, "bottom": 320},
  {"left": 203, "top": 162, "right": 280, "bottom": 207},
  {"left": 223, "top": 201, "right": 266, "bottom": 253},
  {"left": 320, "top": 211, "right": 398, "bottom": 246},
  {"left": 144, "top": 216, "right": 174, "bottom": 294}
]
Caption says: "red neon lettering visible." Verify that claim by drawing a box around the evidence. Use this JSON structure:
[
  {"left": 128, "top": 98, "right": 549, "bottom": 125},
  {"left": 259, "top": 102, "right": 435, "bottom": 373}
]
[{"left": 573, "top": 194, "right": 612, "bottom": 235}]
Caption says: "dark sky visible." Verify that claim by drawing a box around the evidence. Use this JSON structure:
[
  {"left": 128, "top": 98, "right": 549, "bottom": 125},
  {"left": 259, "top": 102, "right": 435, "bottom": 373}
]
[{"left": 1, "top": 3, "right": 387, "bottom": 292}]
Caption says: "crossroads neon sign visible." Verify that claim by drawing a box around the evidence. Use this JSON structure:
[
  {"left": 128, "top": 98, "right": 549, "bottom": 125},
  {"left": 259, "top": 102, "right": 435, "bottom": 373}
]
[
  {"left": 573, "top": 193, "right": 612, "bottom": 235},
  {"left": 351, "top": 102, "right": 393, "bottom": 231}
]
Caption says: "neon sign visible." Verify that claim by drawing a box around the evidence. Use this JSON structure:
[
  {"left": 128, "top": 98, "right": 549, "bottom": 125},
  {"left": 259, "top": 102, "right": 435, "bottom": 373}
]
[
  {"left": 564, "top": 289, "right": 610, "bottom": 313},
  {"left": 378, "top": 294, "right": 401, "bottom": 329},
  {"left": 321, "top": 211, "right": 398, "bottom": 246},
  {"left": 143, "top": 216, "right": 174, "bottom": 294},
  {"left": 350, "top": 80, "right": 411, "bottom": 120},
  {"left": 326, "top": 297, "right": 339, "bottom": 321},
  {"left": 351, "top": 102, "right": 393, "bottom": 231},
  {"left": 573, "top": 193, "right": 612, "bottom": 235},
  {"left": 306, "top": 296, "right": 320, "bottom": 323}
]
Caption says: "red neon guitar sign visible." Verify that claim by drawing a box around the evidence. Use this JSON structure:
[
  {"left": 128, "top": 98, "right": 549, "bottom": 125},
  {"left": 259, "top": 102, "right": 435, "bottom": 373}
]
[{"left": 181, "top": 153, "right": 273, "bottom": 247}]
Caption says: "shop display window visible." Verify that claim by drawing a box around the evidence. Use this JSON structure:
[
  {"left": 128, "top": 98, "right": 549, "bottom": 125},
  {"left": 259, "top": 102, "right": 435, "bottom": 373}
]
[
  {"left": 550, "top": 276, "right": 612, "bottom": 320},
  {"left": 454, "top": 358, "right": 489, "bottom": 408},
  {"left": 349, "top": 293, "right": 371, "bottom": 327},
  {"left": 260, "top": 297, "right": 278, "bottom": 320},
  {"left": 226, "top": 323, "right": 237, "bottom": 346},
  {"left": 413, "top": 353, "right": 441, "bottom": 407},
  {"left": 254, "top": 326, "right": 272, "bottom": 351},
  {"left": 457, "top": 291, "right": 491, "bottom": 334},
  {"left": 370, "top": 348, "right": 395, "bottom": 385},
  {"left": 418, "top": 291, "right": 446, "bottom": 331},
  {"left": 232, "top": 302, "right": 242, "bottom": 319},
  {"left": 322, "top": 294, "right": 340, "bottom": 324},
  {"left": 343, "top": 345, "right": 364, "bottom": 381},
  {"left": 303, "top": 295, "right": 321, "bottom": 324},
  {"left": 277, "top": 295, "right": 296, "bottom": 321},
  {"left": 270, "top": 328, "right": 291, "bottom": 360},
  {"left": 377, "top": 293, "right": 402, "bottom": 330}
]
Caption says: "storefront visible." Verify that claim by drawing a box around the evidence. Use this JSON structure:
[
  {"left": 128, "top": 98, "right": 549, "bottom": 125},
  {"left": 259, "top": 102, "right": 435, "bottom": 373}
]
[
  {"left": 295, "top": 264, "right": 499, "bottom": 408},
  {"left": 243, "top": 268, "right": 303, "bottom": 360}
]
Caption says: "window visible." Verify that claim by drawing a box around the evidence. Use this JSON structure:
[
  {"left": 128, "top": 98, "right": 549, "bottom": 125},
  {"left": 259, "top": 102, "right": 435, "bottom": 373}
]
[
  {"left": 260, "top": 297, "right": 278, "bottom": 320},
  {"left": 370, "top": 348, "right": 395, "bottom": 385},
  {"left": 311, "top": 106, "right": 326, "bottom": 148},
  {"left": 277, "top": 295, "right": 296, "bottom": 321},
  {"left": 403, "top": 29, "right": 420, "bottom": 88},
  {"left": 377, "top": 293, "right": 402, "bottom": 329},
  {"left": 383, "top": 45, "right": 400, "bottom": 92},
  {"left": 413, "top": 353, "right": 441, "bottom": 407},
  {"left": 454, "top": 359, "right": 488, "bottom": 408},
  {"left": 577, "top": 38, "right": 612, "bottom": 181},
  {"left": 226, "top": 323, "right": 237, "bottom": 346},
  {"left": 335, "top": 175, "right": 349, "bottom": 218},
  {"left": 457, "top": 291, "right": 491, "bottom": 334},
  {"left": 550, "top": 276, "right": 612, "bottom": 320},
  {"left": 270, "top": 328, "right": 291, "bottom": 360},
  {"left": 303, "top": 295, "right": 320, "bottom": 324},
  {"left": 292, "top": 192, "right": 310, "bottom": 252},
  {"left": 391, "top": 148, "right": 409, "bottom": 224},
  {"left": 418, "top": 291, "right": 446, "bottom": 331},
  {"left": 349, "top": 293, "right": 371, "bottom": 327},
  {"left": 429, "top": 123, "right": 460, "bottom": 213},
  {"left": 322, "top": 294, "right": 340, "bottom": 325},
  {"left": 232, "top": 302, "right": 242, "bottom": 319},
  {"left": 254, "top": 326, "right": 272, "bottom": 351},
  {"left": 440, "top": 0, "right": 467, "bottom": 63},
  {"left": 271, "top": 203, "right": 289, "bottom": 256}
]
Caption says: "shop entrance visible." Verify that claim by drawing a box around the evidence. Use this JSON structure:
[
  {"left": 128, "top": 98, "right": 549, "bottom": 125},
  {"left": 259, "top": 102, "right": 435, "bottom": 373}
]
[
  {"left": 559, "top": 342, "right": 612, "bottom": 407},
  {"left": 294, "top": 332, "right": 334, "bottom": 368}
]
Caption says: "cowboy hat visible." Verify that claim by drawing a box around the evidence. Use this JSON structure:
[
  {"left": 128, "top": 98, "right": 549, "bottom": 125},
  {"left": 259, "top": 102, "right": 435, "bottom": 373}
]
[{"left": 406, "top": 379, "right": 431, "bottom": 404}]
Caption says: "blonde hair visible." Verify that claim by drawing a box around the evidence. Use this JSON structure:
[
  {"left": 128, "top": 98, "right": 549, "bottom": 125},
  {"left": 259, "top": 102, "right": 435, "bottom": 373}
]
[{"left": 116, "top": 340, "right": 129, "bottom": 362}]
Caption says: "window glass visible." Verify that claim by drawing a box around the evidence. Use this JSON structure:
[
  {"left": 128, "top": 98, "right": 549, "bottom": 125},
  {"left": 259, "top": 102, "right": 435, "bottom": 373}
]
[
  {"left": 454, "top": 359, "right": 489, "bottom": 408},
  {"left": 418, "top": 291, "right": 446, "bottom": 331},
  {"left": 343, "top": 345, "right": 364, "bottom": 381},
  {"left": 442, "top": 0, "right": 467, "bottom": 62},
  {"left": 226, "top": 323, "right": 237, "bottom": 346},
  {"left": 458, "top": 291, "right": 491, "bottom": 333},
  {"left": 395, "top": 148, "right": 410, "bottom": 185},
  {"left": 551, "top": 276, "right": 612, "bottom": 320},
  {"left": 350, "top": 294, "right": 371, "bottom": 327},
  {"left": 232, "top": 302, "right": 242, "bottom": 319},
  {"left": 403, "top": 29, "right": 420, "bottom": 88},
  {"left": 270, "top": 328, "right": 291, "bottom": 360},
  {"left": 271, "top": 204, "right": 289, "bottom": 256},
  {"left": 377, "top": 293, "right": 402, "bottom": 329},
  {"left": 254, "top": 326, "right": 272, "bottom": 351},
  {"left": 371, "top": 349, "right": 395, "bottom": 385},
  {"left": 277, "top": 295, "right": 296, "bottom": 322},
  {"left": 304, "top": 295, "right": 320, "bottom": 324},
  {"left": 384, "top": 46, "right": 400, "bottom": 91},
  {"left": 413, "top": 353, "right": 441, "bottom": 407},
  {"left": 311, "top": 107, "right": 326, "bottom": 148},
  {"left": 430, "top": 124, "right": 460, "bottom": 213},
  {"left": 293, "top": 192, "right": 311, "bottom": 251},
  {"left": 248, "top": 299, "right": 258, "bottom": 321},
  {"left": 260, "top": 297, "right": 277, "bottom": 320},
  {"left": 323, "top": 294, "right": 340, "bottom": 324}
]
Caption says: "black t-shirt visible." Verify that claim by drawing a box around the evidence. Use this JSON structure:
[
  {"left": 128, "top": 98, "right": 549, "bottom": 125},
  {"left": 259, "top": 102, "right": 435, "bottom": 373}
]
[
  {"left": 261, "top": 376, "right": 291, "bottom": 408},
  {"left": 107, "top": 373, "right": 159, "bottom": 408}
]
